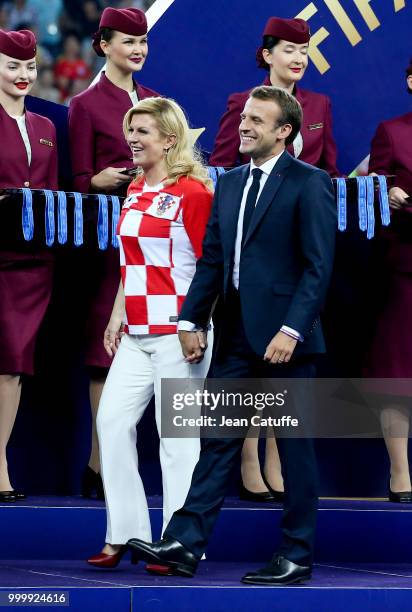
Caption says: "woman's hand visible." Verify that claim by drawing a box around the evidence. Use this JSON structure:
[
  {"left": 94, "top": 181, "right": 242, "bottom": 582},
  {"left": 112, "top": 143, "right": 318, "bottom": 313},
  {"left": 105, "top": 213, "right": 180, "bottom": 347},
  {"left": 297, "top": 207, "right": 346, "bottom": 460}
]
[
  {"left": 91, "top": 167, "right": 130, "bottom": 192},
  {"left": 388, "top": 186, "right": 410, "bottom": 210},
  {"left": 103, "top": 319, "right": 124, "bottom": 357}
]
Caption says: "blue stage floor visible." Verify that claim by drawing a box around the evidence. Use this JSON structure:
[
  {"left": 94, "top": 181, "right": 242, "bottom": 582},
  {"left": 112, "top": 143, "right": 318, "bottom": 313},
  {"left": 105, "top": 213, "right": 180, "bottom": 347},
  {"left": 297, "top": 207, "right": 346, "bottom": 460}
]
[{"left": 1, "top": 497, "right": 412, "bottom": 610}]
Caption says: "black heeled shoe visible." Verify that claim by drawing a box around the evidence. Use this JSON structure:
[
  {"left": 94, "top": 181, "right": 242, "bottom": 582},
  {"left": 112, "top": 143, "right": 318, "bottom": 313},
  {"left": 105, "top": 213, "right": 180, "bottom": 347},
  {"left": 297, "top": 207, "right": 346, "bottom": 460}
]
[
  {"left": 388, "top": 488, "right": 412, "bottom": 503},
  {"left": 81, "top": 467, "right": 105, "bottom": 501},
  {"left": 239, "top": 482, "right": 276, "bottom": 503},
  {"left": 262, "top": 474, "right": 285, "bottom": 504},
  {"left": 0, "top": 490, "right": 26, "bottom": 503},
  {"left": 0, "top": 491, "right": 16, "bottom": 503}
]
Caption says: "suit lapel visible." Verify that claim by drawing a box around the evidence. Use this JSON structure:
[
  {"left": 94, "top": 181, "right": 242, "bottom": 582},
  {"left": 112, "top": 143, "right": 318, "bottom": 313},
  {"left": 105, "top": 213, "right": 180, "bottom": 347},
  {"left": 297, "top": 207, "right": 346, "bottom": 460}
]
[
  {"left": 220, "top": 165, "right": 249, "bottom": 254},
  {"left": 243, "top": 151, "right": 292, "bottom": 246}
]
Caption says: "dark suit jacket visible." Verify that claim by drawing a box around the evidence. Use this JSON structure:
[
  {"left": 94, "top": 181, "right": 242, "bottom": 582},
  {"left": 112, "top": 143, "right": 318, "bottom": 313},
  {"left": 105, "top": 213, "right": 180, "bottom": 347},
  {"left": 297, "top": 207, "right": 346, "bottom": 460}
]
[
  {"left": 68, "top": 73, "right": 159, "bottom": 193},
  {"left": 179, "top": 151, "right": 337, "bottom": 356},
  {"left": 209, "top": 76, "right": 340, "bottom": 177}
]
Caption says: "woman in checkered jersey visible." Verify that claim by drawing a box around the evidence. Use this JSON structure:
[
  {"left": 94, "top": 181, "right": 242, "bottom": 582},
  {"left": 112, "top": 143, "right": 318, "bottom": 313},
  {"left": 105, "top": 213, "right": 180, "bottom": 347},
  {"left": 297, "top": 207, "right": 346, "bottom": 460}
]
[{"left": 87, "top": 97, "right": 214, "bottom": 568}]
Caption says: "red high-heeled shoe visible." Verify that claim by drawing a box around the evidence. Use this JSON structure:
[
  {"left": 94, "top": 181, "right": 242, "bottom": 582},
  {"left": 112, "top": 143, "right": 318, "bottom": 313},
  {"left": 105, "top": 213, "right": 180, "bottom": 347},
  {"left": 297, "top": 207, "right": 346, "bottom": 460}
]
[
  {"left": 87, "top": 546, "right": 138, "bottom": 568},
  {"left": 146, "top": 563, "right": 175, "bottom": 575}
]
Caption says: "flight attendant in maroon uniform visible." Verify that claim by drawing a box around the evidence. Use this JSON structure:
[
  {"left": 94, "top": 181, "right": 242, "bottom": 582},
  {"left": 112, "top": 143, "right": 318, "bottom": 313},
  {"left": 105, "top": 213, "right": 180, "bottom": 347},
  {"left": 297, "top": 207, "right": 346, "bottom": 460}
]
[
  {"left": 210, "top": 17, "right": 339, "bottom": 176},
  {"left": 210, "top": 17, "right": 340, "bottom": 502},
  {"left": 68, "top": 7, "right": 160, "bottom": 498},
  {"left": 0, "top": 30, "right": 58, "bottom": 502},
  {"left": 364, "top": 61, "right": 412, "bottom": 503}
]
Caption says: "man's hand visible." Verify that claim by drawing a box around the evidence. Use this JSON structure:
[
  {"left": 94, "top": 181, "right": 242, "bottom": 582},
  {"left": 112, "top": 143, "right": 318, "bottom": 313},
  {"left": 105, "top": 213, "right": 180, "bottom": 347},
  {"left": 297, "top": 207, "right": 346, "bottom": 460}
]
[
  {"left": 178, "top": 330, "right": 207, "bottom": 364},
  {"left": 264, "top": 331, "right": 297, "bottom": 364}
]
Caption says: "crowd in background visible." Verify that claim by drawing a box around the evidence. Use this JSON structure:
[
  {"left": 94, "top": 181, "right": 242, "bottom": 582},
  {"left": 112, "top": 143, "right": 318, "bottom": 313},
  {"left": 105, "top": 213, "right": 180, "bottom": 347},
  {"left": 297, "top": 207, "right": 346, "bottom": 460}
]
[{"left": 0, "top": 0, "right": 155, "bottom": 104}]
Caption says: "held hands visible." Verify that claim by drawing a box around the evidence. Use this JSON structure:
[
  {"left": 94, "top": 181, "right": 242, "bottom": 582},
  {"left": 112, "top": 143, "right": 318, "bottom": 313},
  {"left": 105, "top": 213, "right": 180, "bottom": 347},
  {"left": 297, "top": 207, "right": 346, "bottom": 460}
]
[
  {"left": 103, "top": 319, "right": 125, "bottom": 358},
  {"left": 264, "top": 331, "right": 297, "bottom": 365},
  {"left": 388, "top": 186, "right": 410, "bottom": 211},
  {"left": 91, "top": 167, "right": 130, "bottom": 192},
  {"left": 178, "top": 330, "right": 208, "bottom": 364}
]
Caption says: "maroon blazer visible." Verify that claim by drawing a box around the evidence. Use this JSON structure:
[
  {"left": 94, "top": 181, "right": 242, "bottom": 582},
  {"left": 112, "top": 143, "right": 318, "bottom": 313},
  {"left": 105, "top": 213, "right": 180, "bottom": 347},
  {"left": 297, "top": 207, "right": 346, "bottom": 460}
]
[
  {"left": 364, "top": 112, "right": 412, "bottom": 377},
  {"left": 209, "top": 76, "right": 340, "bottom": 176},
  {"left": 0, "top": 104, "right": 58, "bottom": 261},
  {"left": 369, "top": 112, "right": 412, "bottom": 274},
  {"left": 68, "top": 73, "right": 160, "bottom": 193},
  {"left": 369, "top": 112, "right": 412, "bottom": 195},
  {"left": 0, "top": 104, "right": 57, "bottom": 190}
]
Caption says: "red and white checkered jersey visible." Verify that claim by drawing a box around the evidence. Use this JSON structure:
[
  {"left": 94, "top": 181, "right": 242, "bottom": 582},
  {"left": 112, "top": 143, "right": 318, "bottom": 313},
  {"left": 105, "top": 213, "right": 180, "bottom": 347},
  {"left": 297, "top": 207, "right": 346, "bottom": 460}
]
[{"left": 117, "top": 176, "right": 213, "bottom": 335}]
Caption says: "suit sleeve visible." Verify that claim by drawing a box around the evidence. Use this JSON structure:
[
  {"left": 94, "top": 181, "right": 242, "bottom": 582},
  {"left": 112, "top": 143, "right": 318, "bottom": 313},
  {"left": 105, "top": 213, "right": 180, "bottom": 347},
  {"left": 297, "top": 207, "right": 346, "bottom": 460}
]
[
  {"left": 283, "top": 170, "right": 337, "bottom": 337},
  {"left": 68, "top": 97, "right": 95, "bottom": 193},
  {"left": 182, "top": 186, "right": 213, "bottom": 259},
  {"left": 179, "top": 179, "right": 225, "bottom": 328},
  {"left": 319, "top": 96, "right": 340, "bottom": 177},
  {"left": 48, "top": 123, "right": 58, "bottom": 190},
  {"left": 209, "top": 94, "right": 243, "bottom": 167}
]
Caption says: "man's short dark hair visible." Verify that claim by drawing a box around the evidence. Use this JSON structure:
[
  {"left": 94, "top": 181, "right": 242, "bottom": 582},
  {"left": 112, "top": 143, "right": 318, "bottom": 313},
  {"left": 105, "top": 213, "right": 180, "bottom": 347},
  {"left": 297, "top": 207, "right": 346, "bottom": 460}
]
[{"left": 249, "top": 86, "right": 302, "bottom": 146}]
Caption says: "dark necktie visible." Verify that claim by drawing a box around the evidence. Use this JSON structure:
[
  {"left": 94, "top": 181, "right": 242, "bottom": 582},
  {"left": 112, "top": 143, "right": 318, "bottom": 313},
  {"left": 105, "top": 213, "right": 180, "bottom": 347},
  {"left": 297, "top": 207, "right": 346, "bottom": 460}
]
[{"left": 242, "top": 168, "right": 263, "bottom": 246}]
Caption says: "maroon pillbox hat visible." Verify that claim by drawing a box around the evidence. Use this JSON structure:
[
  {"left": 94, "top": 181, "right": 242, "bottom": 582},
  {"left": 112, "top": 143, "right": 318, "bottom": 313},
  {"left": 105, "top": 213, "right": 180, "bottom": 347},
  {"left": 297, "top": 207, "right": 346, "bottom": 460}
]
[
  {"left": 256, "top": 17, "right": 310, "bottom": 69},
  {"left": 263, "top": 17, "right": 310, "bottom": 43},
  {"left": 92, "top": 7, "right": 147, "bottom": 56},
  {"left": 0, "top": 29, "right": 37, "bottom": 61}
]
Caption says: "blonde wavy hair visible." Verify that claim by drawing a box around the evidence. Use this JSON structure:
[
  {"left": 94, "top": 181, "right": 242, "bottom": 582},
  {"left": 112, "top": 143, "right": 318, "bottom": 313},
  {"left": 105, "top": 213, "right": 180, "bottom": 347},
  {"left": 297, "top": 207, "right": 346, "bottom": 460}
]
[{"left": 123, "top": 97, "right": 212, "bottom": 190}]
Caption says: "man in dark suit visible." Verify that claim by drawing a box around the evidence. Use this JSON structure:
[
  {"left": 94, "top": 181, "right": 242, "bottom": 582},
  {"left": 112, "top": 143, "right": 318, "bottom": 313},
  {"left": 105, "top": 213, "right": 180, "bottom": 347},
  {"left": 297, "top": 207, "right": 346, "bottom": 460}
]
[{"left": 128, "top": 85, "right": 337, "bottom": 585}]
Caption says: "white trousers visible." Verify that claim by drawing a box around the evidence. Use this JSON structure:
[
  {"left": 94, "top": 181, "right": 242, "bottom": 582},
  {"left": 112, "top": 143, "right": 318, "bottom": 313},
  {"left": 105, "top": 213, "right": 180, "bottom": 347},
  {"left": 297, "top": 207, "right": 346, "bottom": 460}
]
[{"left": 97, "top": 332, "right": 212, "bottom": 544}]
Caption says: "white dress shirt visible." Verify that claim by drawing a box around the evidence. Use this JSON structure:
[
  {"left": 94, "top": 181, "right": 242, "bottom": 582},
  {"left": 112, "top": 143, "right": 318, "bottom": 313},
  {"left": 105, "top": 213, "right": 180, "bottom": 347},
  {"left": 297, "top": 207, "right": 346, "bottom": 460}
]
[
  {"left": 179, "top": 153, "right": 302, "bottom": 341},
  {"left": 11, "top": 114, "right": 32, "bottom": 165},
  {"left": 129, "top": 90, "right": 139, "bottom": 106}
]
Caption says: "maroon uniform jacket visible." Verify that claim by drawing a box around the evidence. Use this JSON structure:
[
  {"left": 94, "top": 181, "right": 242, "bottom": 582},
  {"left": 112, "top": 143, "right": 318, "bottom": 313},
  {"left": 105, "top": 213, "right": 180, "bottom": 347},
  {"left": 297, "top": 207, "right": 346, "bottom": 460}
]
[
  {"left": 209, "top": 76, "right": 340, "bottom": 176},
  {"left": 364, "top": 112, "right": 412, "bottom": 377},
  {"left": 368, "top": 111, "right": 412, "bottom": 274},
  {"left": 0, "top": 104, "right": 57, "bottom": 191},
  {"left": 68, "top": 73, "right": 159, "bottom": 193},
  {"left": 0, "top": 104, "right": 58, "bottom": 261},
  {"left": 369, "top": 112, "right": 412, "bottom": 195},
  {"left": 68, "top": 73, "right": 160, "bottom": 368},
  {"left": 0, "top": 104, "right": 58, "bottom": 374}
]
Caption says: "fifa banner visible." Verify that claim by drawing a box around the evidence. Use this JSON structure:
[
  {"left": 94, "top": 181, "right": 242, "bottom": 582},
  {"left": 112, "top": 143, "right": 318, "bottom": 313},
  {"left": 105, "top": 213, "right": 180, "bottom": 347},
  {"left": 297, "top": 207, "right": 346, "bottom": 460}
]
[
  {"left": 27, "top": 0, "right": 411, "bottom": 178},
  {"left": 144, "top": 0, "right": 412, "bottom": 175}
]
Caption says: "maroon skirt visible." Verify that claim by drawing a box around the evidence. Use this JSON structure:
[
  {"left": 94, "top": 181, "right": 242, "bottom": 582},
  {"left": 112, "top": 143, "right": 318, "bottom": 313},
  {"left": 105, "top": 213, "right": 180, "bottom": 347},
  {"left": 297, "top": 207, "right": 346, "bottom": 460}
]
[
  {"left": 84, "top": 248, "right": 120, "bottom": 369},
  {"left": 0, "top": 256, "right": 53, "bottom": 375},
  {"left": 364, "top": 270, "right": 412, "bottom": 378}
]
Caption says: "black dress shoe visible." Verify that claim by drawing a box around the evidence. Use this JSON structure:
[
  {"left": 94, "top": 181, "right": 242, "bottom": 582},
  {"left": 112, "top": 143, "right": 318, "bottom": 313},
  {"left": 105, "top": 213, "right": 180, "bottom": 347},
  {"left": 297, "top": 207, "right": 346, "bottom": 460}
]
[
  {"left": 262, "top": 474, "right": 285, "bottom": 504},
  {"left": 389, "top": 488, "right": 412, "bottom": 503},
  {"left": 81, "top": 467, "right": 105, "bottom": 500},
  {"left": 0, "top": 491, "right": 16, "bottom": 503},
  {"left": 242, "top": 555, "right": 311, "bottom": 585},
  {"left": 239, "top": 482, "right": 276, "bottom": 503},
  {"left": 127, "top": 535, "right": 199, "bottom": 577}
]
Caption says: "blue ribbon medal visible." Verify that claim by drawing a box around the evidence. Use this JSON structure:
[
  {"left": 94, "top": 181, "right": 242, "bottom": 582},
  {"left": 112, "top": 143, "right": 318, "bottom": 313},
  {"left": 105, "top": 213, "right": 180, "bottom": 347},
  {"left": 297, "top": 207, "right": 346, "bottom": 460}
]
[
  {"left": 21, "top": 187, "right": 34, "bottom": 241},
  {"left": 43, "top": 189, "right": 55, "bottom": 246},
  {"left": 97, "top": 194, "right": 109, "bottom": 250},
  {"left": 111, "top": 195, "right": 121, "bottom": 248}
]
